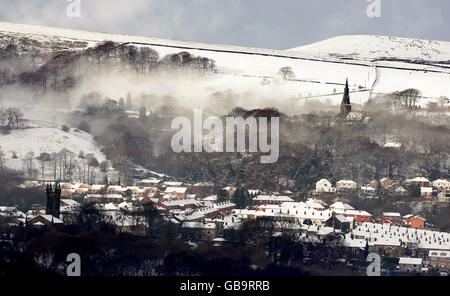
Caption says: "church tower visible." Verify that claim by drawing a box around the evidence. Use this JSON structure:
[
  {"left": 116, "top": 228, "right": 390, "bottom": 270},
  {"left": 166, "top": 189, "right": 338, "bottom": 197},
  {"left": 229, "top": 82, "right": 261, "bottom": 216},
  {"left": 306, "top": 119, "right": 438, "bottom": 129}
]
[
  {"left": 45, "top": 182, "right": 61, "bottom": 218},
  {"left": 340, "top": 79, "right": 352, "bottom": 118}
]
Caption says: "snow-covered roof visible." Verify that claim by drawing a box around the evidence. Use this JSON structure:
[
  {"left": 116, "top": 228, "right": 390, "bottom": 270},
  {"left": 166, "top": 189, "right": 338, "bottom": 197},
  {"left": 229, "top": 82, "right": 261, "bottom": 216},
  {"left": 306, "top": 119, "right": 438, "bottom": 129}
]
[
  {"left": 214, "top": 202, "right": 236, "bottom": 209},
  {"left": 383, "top": 212, "right": 401, "bottom": 217},
  {"left": 86, "top": 194, "right": 123, "bottom": 199},
  {"left": 399, "top": 257, "right": 422, "bottom": 265},
  {"left": 407, "top": 177, "right": 430, "bottom": 183},
  {"left": 329, "top": 202, "right": 354, "bottom": 210},
  {"left": 384, "top": 142, "right": 402, "bottom": 148},
  {"left": 203, "top": 195, "right": 218, "bottom": 201},
  {"left": 61, "top": 199, "right": 80, "bottom": 207},
  {"left": 165, "top": 187, "right": 188, "bottom": 194},
  {"left": 140, "top": 178, "right": 161, "bottom": 184},
  {"left": 37, "top": 215, "right": 64, "bottom": 224},
  {"left": 395, "top": 186, "right": 407, "bottom": 192},
  {"left": 164, "top": 181, "right": 184, "bottom": 187},
  {"left": 354, "top": 222, "right": 450, "bottom": 251},
  {"left": 316, "top": 179, "right": 331, "bottom": 185},
  {"left": 104, "top": 203, "right": 119, "bottom": 211},
  {"left": 91, "top": 184, "right": 106, "bottom": 190},
  {"left": 336, "top": 180, "right": 357, "bottom": 185},
  {"left": 253, "top": 195, "right": 294, "bottom": 202}
]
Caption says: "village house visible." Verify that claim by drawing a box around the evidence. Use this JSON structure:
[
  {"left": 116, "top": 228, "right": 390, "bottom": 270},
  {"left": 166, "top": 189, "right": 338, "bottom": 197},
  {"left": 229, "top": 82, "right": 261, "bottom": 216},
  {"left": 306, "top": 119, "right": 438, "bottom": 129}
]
[
  {"left": 382, "top": 212, "right": 402, "bottom": 225},
  {"left": 90, "top": 184, "right": 106, "bottom": 194},
  {"left": 403, "top": 215, "right": 426, "bottom": 229},
  {"left": 60, "top": 189, "right": 73, "bottom": 197},
  {"left": 213, "top": 202, "right": 236, "bottom": 214},
  {"left": 353, "top": 222, "right": 449, "bottom": 259},
  {"left": 107, "top": 185, "right": 127, "bottom": 195},
  {"left": 395, "top": 186, "right": 407, "bottom": 196},
  {"left": 336, "top": 180, "right": 358, "bottom": 192},
  {"left": 156, "top": 199, "right": 202, "bottom": 211},
  {"left": 398, "top": 257, "right": 423, "bottom": 273},
  {"left": 28, "top": 214, "right": 64, "bottom": 230},
  {"left": 181, "top": 221, "right": 216, "bottom": 241},
  {"left": 420, "top": 187, "right": 435, "bottom": 198},
  {"left": 428, "top": 250, "right": 450, "bottom": 271},
  {"left": 325, "top": 213, "right": 353, "bottom": 232},
  {"left": 361, "top": 185, "right": 376, "bottom": 196},
  {"left": 329, "top": 202, "right": 372, "bottom": 223},
  {"left": 164, "top": 187, "right": 188, "bottom": 199},
  {"left": 444, "top": 190, "right": 450, "bottom": 203},
  {"left": 433, "top": 179, "right": 450, "bottom": 191},
  {"left": 85, "top": 194, "right": 124, "bottom": 203},
  {"left": 379, "top": 178, "right": 393, "bottom": 188},
  {"left": 137, "top": 179, "right": 161, "bottom": 187},
  {"left": 406, "top": 177, "right": 431, "bottom": 188},
  {"left": 315, "top": 179, "right": 336, "bottom": 193},
  {"left": 369, "top": 238, "right": 405, "bottom": 258},
  {"left": 223, "top": 186, "right": 237, "bottom": 197},
  {"left": 187, "top": 182, "right": 215, "bottom": 196}
]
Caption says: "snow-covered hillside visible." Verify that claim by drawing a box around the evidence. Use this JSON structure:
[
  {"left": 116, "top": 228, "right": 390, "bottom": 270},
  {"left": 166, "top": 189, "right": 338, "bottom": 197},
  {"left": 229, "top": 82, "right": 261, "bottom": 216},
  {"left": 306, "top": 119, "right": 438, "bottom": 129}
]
[
  {"left": 0, "top": 22, "right": 449, "bottom": 108},
  {"left": 288, "top": 35, "right": 450, "bottom": 62},
  {"left": 0, "top": 125, "right": 109, "bottom": 179}
]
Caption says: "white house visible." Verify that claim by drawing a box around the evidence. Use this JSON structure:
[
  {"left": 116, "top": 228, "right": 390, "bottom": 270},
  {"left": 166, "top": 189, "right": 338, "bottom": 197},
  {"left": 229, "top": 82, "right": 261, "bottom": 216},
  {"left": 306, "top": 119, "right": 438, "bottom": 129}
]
[
  {"left": 361, "top": 186, "right": 376, "bottom": 195},
  {"left": 315, "top": 179, "right": 336, "bottom": 193},
  {"left": 433, "top": 179, "right": 450, "bottom": 191},
  {"left": 420, "top": 187, "right": 434, "bottom": 198}
]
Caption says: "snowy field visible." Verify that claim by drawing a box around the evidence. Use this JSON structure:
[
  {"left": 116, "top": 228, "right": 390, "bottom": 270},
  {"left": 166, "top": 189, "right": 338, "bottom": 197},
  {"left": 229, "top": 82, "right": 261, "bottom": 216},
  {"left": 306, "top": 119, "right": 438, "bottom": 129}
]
[
  {"left": 1, "top": 22, "right": 449, "bottom": 106},
  {"left": 0, "top": 125, "right": 110, "bottom": 179}
]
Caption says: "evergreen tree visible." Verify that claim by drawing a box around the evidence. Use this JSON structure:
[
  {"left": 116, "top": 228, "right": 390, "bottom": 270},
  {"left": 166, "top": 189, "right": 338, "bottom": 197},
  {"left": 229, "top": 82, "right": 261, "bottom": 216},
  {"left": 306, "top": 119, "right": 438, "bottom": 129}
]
[
  {"left": 232, "top": 188, "right": 247, "bottom": 209},
  {"left": 217, "top": 189, "right": 229, "bottom": 203},
  {"left": 407, "top": 184, "right": 421, "bottom": 198}
]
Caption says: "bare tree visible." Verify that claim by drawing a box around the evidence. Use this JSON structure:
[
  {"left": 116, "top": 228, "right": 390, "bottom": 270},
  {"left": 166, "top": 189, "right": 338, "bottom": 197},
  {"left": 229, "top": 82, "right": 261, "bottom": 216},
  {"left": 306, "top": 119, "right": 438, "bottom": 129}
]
[
  {"left": 0, "top": 147, "right": 5, "bottom": 170},
  {"left": 22, "top": 151, "right": 35, "bottom": 179},
  {"left": 392, "top": 89, "right": 421, "bottom": 111},
  {"left": 99, "top": 160, "right": 109, "bottom": 184},
  {"left": 278, "top": 66, "right": 295, "bottom": 80},
  {"left": 36, "top": 152, "right": 51, "bottom": 179}
]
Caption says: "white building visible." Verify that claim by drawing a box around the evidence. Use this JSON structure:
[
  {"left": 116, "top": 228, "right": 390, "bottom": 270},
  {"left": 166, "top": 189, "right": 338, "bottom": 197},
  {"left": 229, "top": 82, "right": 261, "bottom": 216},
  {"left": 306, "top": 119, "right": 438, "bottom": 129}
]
[
  {"left": 316, "top": 179, "right": 336, "bottom": 193},
  {"left": 433, "top": 179, "right": 450, "bottom": 191}
]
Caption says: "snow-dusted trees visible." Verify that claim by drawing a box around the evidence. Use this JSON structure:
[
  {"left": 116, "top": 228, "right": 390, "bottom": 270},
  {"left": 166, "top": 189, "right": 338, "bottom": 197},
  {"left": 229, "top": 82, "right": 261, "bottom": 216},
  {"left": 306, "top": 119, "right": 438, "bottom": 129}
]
[
  {"left": 22, "top": 151, "right": 35, "bottom": 179},
  {"left": 99, "top": 160, "right": 109, "bottom": 184},
  {"left": 0, "top": 147, "right": 5, "bottom": 170},
  {"left": 160, "top": 52, "right": 216, "bottom": 73},
  {"left": 87, "top": 154, "right": 99, "bottom": 184},
  {"left": 392, "top": 88, "right": 421, "bottom": 111},
  {"left": 36, "top": 152, "right": 51, "bottom": 179},
  {"left": 278, "top": 66, "right": 295, "bottom": 80},
  {"left": 138, "top": 47, "right": 159, "bottom": 74},
  {"left": 0, "top": 107, "right": 23, "bottom": 130}
]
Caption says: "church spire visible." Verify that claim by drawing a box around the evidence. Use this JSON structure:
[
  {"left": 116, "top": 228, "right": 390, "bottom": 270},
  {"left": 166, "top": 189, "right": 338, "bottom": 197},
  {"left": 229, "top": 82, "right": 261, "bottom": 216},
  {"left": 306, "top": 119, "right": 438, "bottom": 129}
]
[{"left": 340, "top": 78, "right": 352, "bottom": 117}]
